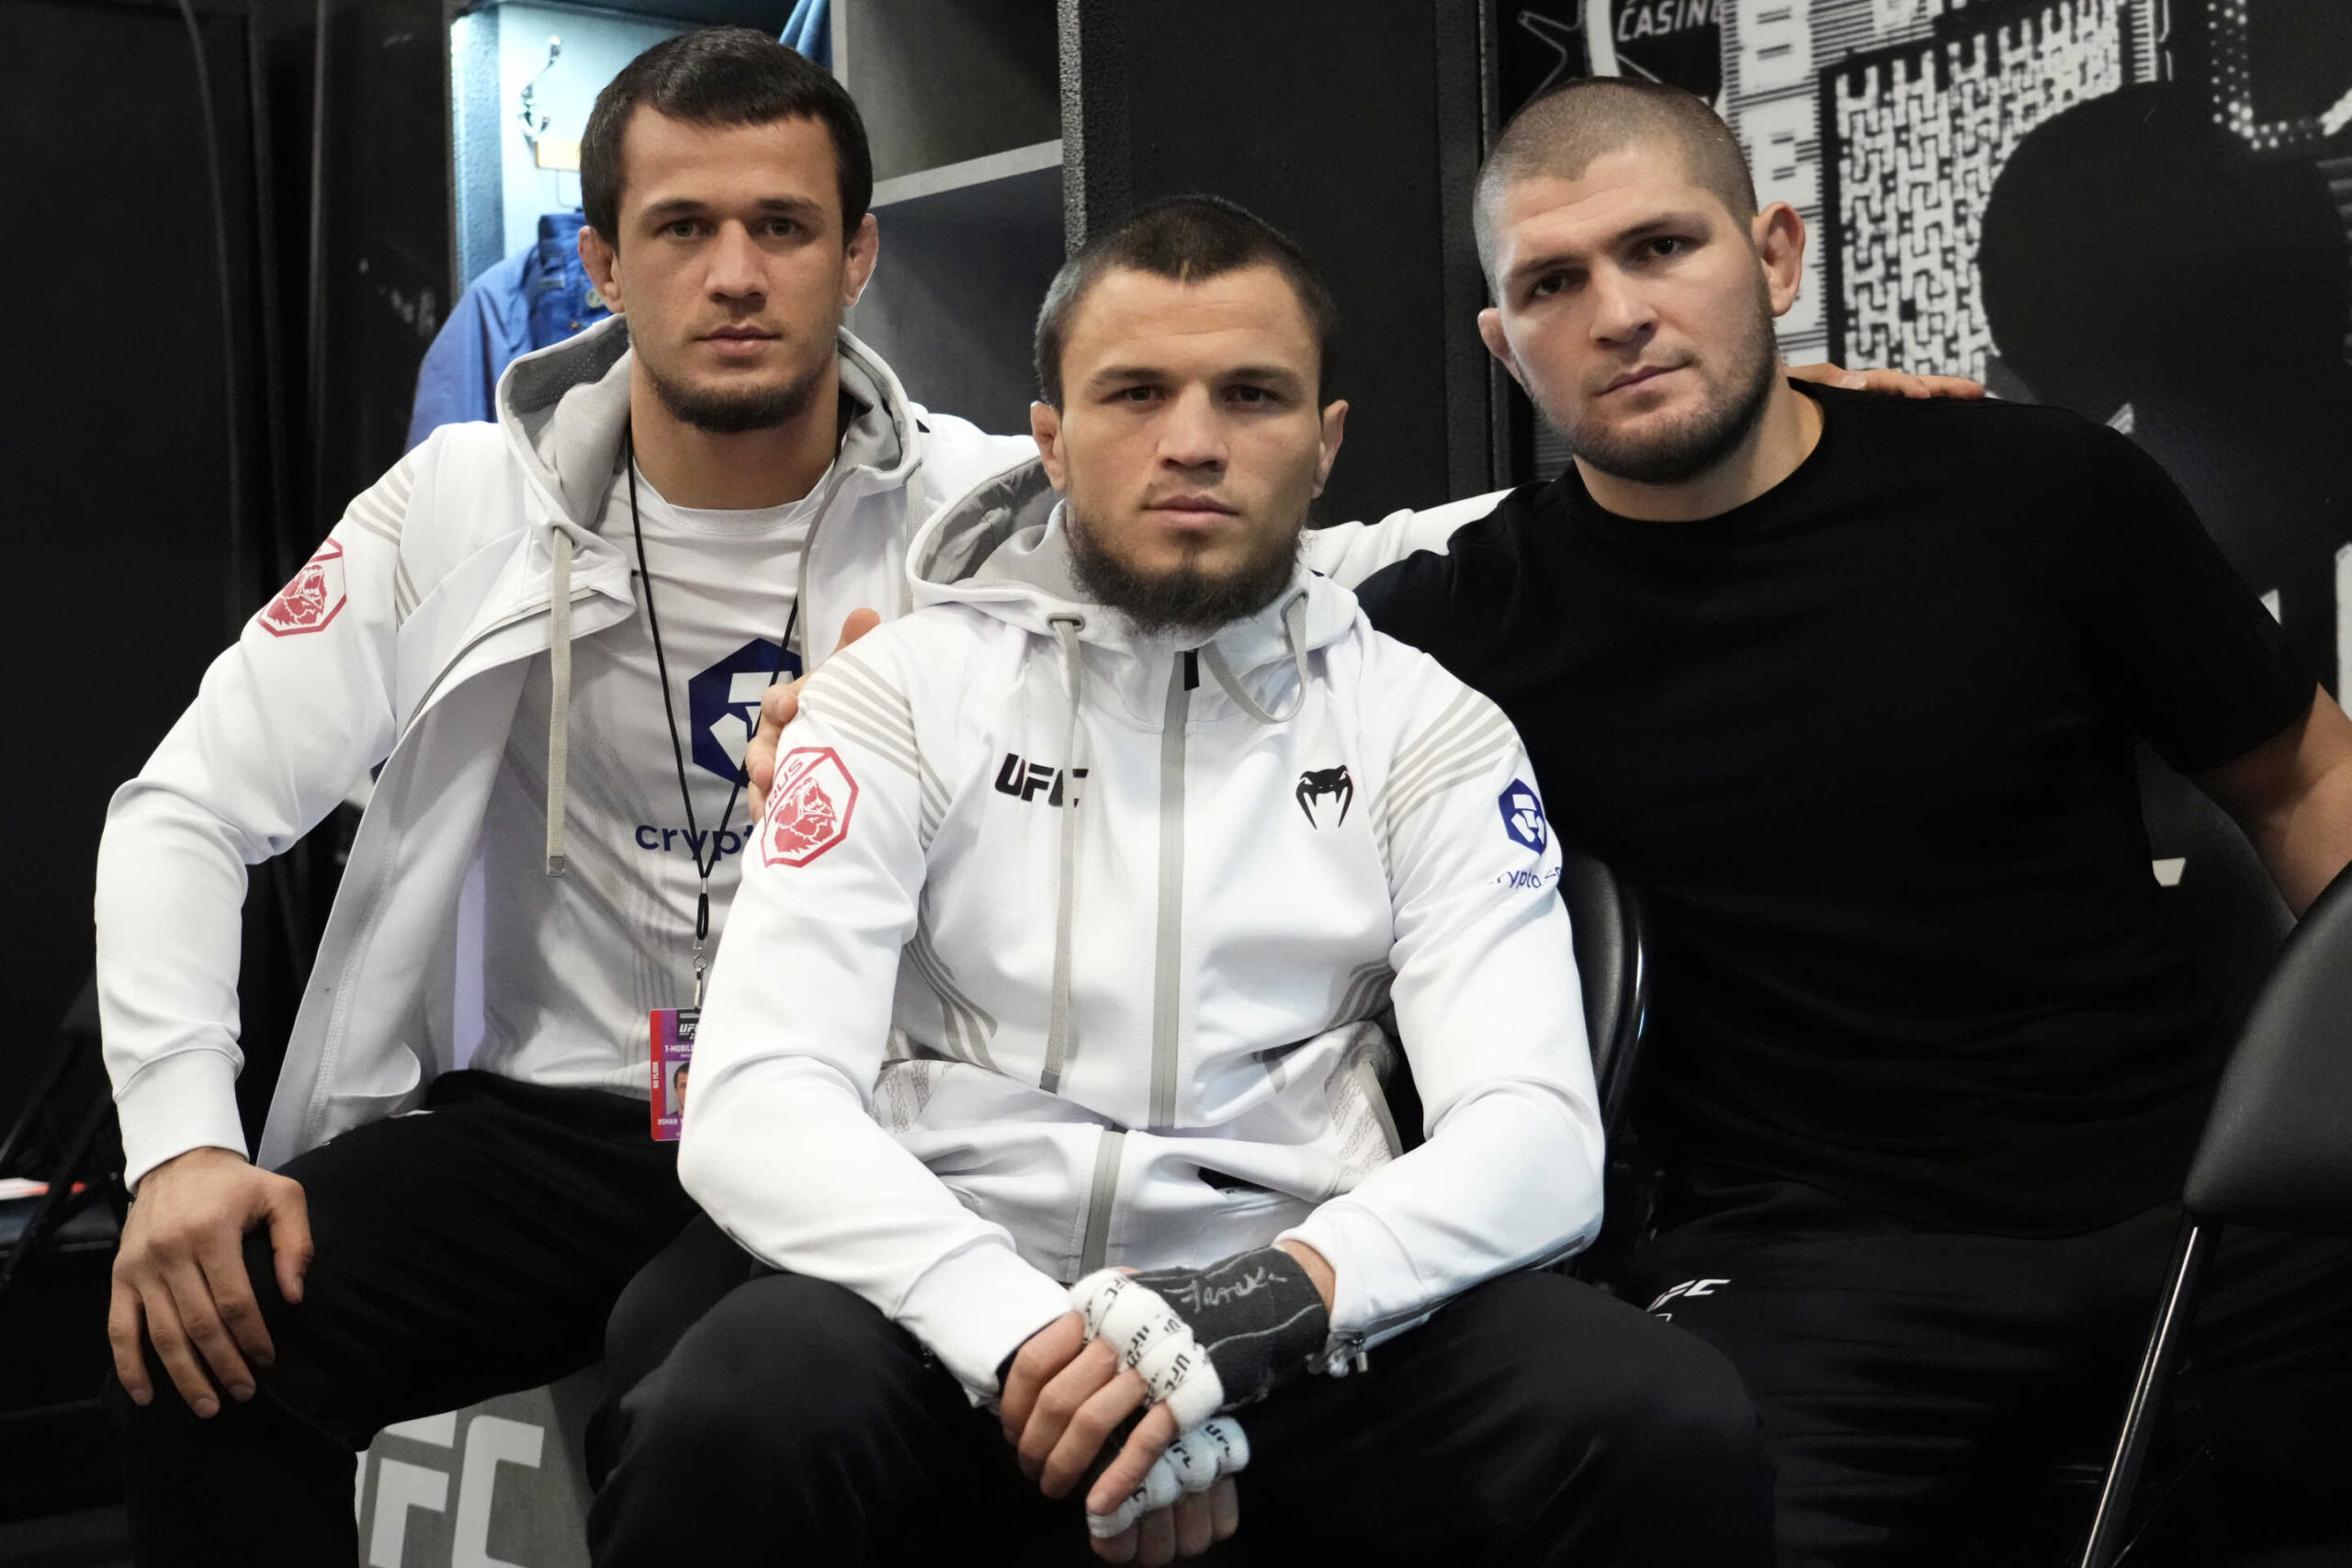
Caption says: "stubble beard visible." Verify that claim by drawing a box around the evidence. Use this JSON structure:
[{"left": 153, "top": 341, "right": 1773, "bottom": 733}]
[
  {"left": 642, "top": 338, "right": 830, "bottom": 435},
  {"left": 1066, "top": 505, "right": 1306, "bottom": 639},
  {"left": 1551, "top": 282, "right": 1783, "bottom": 487}
]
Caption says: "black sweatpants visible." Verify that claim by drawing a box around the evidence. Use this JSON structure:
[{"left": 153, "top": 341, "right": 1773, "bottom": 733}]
[
  {"left": 588, "top": 1217, "right": 1775, "bottom": 1566},
  {"left": 104, "top": 1071, "right": 699, "bottom": 1566},
  {"left": 1627, "top": 1171, "right": 2352, "bottom": 1566}
]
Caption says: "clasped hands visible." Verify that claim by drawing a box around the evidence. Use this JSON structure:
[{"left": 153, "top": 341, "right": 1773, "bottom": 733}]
[{"left": 1000, "top": 1240, "right": 1337, "bottom": 1564}]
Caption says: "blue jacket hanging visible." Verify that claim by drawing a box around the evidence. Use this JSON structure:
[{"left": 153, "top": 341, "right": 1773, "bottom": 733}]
[
  {"left": 406, "top": 211, "right": 610, "bottom": 449},
  {"left": 782, "top": 0, "right": 831, "bottom": 67}
]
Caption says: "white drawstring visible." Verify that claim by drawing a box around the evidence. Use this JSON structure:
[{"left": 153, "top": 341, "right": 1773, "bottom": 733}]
[
  {"left": 1198, "top": 592, "right": 1310, "bottom": 728},
  {"left": 544, "top": 526, "right": 574, "bottom": 876}
]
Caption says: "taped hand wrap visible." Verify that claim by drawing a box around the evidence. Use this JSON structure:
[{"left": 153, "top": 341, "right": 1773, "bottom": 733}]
[
  {"left": 1071, "top": 1247, "right": 1331, "bottom": 1427},
  {"left": 1082, "top": 1416, "right": 1251, "bottom": 1538}
]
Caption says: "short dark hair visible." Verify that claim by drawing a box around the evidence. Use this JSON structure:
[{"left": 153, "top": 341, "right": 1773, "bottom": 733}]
[
  {"left": 582, "top": 28, "right": 873, "bottom": 245},
  {"left": 1034, "top": 195, "right": 1340, "bottom": 407},
  {"left": 1475, "top": 78, "right": 1758, "bottom": 288}
]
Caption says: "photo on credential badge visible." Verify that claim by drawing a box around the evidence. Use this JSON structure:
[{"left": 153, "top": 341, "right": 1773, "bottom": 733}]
[{"left": 650, "top": 1009, "right": 696, "bottom": 1142}]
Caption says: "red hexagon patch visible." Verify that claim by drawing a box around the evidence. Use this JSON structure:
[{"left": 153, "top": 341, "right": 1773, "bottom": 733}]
[
  {"left": 761, "top": 747, "right": 858, "bottom": 867},
  {"left": 259, "top": 539, "right": 347, "bottom": 637}
]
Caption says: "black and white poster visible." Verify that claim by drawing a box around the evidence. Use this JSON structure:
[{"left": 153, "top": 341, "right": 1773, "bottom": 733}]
[{"left": 1499, "top": 0, "right": 2352, "bottom": 692}]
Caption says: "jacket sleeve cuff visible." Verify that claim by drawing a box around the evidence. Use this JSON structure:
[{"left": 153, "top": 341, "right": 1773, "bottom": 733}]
[
  {"left": 1281, "top": 1203, "right": 1419, "bottom": 1339},
  {"left": 115, "top": 1051, "right": 249, "bottom": 1191},
  {"left": 893, "top": 1240, "right": 1075, "bottom": 1401}
]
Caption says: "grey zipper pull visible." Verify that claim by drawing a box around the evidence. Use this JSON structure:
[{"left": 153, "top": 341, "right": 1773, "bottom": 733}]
[{"left": 1317, "top": 1332, "right": 1369, "bottom": 1378}]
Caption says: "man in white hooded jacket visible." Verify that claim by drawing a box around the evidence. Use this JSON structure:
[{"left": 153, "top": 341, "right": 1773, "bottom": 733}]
[
  {"left": 91, "top": 30, "right": 1034, "bottom": 1562},
  {"left": 590, "top": 197, "right": 1768, "bottom": 1566}
]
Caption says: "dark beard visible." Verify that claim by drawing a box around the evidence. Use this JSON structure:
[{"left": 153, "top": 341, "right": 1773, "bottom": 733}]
[
  {"left": 644, "top": 356, "right": 825, "bottom": 434},
  {"left": 1556, "top": 287, "right": 1781, "bottom": 486},
  {"left": 1066, "top": 509, "right": 1304, "bottom": 638}
]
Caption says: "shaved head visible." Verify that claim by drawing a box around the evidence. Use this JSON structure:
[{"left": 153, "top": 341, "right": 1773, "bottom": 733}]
[{"left": 1475, "top": 79, "right": 1758, "bottom": 289}]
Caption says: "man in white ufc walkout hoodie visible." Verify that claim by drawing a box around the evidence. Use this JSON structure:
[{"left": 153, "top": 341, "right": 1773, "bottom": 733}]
[
  {"left": 592, "top": 196, "right": 1768, "bottom": 1568},
  {"left": 91, "top": 35, "right": 1037, "bottom": 1564}
]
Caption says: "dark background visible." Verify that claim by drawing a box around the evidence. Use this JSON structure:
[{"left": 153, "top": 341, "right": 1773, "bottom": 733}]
[{"left": 2, "top": 0, "right": 2344, "bottom": 1538}]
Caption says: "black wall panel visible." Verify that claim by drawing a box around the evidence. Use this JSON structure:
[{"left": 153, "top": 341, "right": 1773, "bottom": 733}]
[
  {"left": 0, "top": 0, "right": 277, "bottom": 1125},
  {"left": 1063, "top": 0, "right": 1497, "bottom": 525}
]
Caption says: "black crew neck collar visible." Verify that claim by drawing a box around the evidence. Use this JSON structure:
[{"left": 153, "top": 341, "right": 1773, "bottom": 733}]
[{"left": 1552, "top": 379, "right": 1838, "bottom": 550}]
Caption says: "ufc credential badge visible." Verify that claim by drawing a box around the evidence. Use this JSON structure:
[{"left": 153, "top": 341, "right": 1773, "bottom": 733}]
[{"left": 650, "top": 1008, "right": 695, "bottom": 1142}]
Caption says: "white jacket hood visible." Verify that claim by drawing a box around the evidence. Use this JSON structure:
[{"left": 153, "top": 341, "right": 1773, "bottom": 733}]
[
  {"left": 907, "top": 456, "right": 1360, "bottom": 690},
  {"left": 492, "top": 315, "right": 948, "bottom": 876},
  {"left": 496, "top": 313, "right": 930, "bottom": 530}
]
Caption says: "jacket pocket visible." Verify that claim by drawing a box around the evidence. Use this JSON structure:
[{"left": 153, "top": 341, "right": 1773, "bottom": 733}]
[{"left": 316, "top": 1044, "right": 424, "bottom": 1146}]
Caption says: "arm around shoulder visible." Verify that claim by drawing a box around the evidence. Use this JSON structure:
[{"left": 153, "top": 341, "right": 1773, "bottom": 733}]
[
  {"left": 2197, "top": 688, "right": 2352, "bottom": 916},
  {"left": 1302, "top": 491, "right": 1511, "bottom": 591}
]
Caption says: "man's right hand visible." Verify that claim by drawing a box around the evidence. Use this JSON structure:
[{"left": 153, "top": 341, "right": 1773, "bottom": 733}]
[
  {"left": 1001, "top": 1313, "right": 1238, "bottom": 1564},
  {"left": 747, "top": 609, "right": 882, "bottom": 819},
  {"left": 108, "top": 1146, "right": 312, "bottom": 1416}
]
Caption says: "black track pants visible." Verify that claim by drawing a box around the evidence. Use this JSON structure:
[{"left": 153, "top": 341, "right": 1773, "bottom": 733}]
[
  {"left": 105, "top": 1071, "right": 699, "bottom": 1566},
  {"left": 1628, "top": 1172, "right": 2352, "bottom": 1566},
  {"left": 589, "top": 1218, "right": 1774, "bottom": 1567}
]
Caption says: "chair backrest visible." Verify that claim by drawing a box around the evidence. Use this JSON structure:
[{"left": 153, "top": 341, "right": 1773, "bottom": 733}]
[
  {"left": 2183, "top": 860, "right": 2352, "bottom": 1236},
  {"left": 1559, "top": 847, "right": 1650, "bottom": 1138}
]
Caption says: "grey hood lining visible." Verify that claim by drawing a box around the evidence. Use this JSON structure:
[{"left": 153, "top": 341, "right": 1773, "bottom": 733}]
[
  {"left": 502, "top": 317, "right": 928, "bottom": 877},
  {"left": 495, "top": 316, "right": 921, "bottom": 534}
]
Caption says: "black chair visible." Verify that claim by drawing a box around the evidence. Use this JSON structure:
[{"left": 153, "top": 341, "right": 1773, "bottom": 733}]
[
  {"left": 0, "top": 976, "right": 122, "bottom": 1305},
  {"left": 1555, "top": 846, "right": 1657, "bottom": 1290},
  {"left": 1560, "top": 846, "right": 1654, "bottom": 1142},
  {"left": 2078, "top": 859, "right": 2352, "bottom": 1568}
]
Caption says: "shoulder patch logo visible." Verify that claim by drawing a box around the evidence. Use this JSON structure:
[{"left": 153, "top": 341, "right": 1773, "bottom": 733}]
[
  {"left": 259, "top": 540, "right": 346, "bottom": 637},
  {"left": 762, "top": 747, "right": 858, "bottom": 867},
  {"left": 1498, "top": 778, "right": 1547, "bottom": 854},
  {"left": 1296, "top": 766, "right": 1353, "bottom": 828}
]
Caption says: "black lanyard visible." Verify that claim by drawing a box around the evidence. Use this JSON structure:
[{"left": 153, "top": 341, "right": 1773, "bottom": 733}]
[{"left": 624, "top": 429, "right": 801, "bottom": 1002}]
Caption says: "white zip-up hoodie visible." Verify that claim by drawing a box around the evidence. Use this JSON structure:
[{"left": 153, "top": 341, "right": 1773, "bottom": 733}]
[
  {"left": 94, "top": 317, "right": 1033, "bottom": 1188},
  {"left": 682, "top": 462, "right": 1605, "bottom": 1397}
]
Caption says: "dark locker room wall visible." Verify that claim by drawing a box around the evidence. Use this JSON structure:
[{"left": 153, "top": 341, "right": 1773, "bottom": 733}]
[
  {"left": 0, "top": 0, "right": 280, "bottom": 1128},
  {"left": 1062, "top": 2, "right": 1496, "bottom": 527}
]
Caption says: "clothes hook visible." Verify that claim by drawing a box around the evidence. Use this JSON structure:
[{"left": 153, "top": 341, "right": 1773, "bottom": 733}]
[{"left": 518, "top": 36, "right": 561, "bottom": 149}]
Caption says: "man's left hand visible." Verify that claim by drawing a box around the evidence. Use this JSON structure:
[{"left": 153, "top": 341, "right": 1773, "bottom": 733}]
[{"left": 1788, "top": 362, "right": 1985, "bottom": 400}]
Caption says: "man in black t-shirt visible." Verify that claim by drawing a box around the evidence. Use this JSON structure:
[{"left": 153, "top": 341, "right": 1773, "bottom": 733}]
[{"left": 1343, "top": 79, "right": 2352, "bottom": 1563}]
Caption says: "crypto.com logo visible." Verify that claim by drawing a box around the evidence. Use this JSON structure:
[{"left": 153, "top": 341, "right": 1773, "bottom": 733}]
[{"left": 687, "top": 638, "right": 802, "bottom": 782}]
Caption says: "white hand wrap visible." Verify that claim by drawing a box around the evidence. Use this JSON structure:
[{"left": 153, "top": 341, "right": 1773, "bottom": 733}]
[
  {"left": 1072, "top": 1271, "right": 1227, "bottom": 1431},
  {"left": 1073, "top": 1248, "right": 1329, "bottom": 1427},
  {"left": 1082, "top": 1416, "right": 1251, "bottom": 1538}
]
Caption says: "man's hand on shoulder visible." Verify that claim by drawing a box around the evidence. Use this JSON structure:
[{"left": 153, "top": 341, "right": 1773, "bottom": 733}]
[
  {"left": 1788, "top": 361, "right": 1986, "bottom": 400},
  {"left": 746, "top": 609, "right": 880, "bottom": 818},
  {"left": 108, "top": 1146, "right": 312, "bottom": 1416}
]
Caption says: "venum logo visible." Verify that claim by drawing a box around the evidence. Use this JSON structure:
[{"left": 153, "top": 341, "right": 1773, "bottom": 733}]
[
  {"left": 994, "top": 752, "right": 1087, "bottom": 807},
  {"left": 1295, "top": 766, "right": 1353, "bottom": 828},
  {"left": 259, "top": 540, "right": 347, "bottom": 637},
  {"left": 1498, "top": 778, "right": 1548, "bottom": 854},
  {"left": 760, "top": 747, "right": 856, "bottom": 867},
  {"left": 688, "top": 637, "right": 803, "bottom": 783}
]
